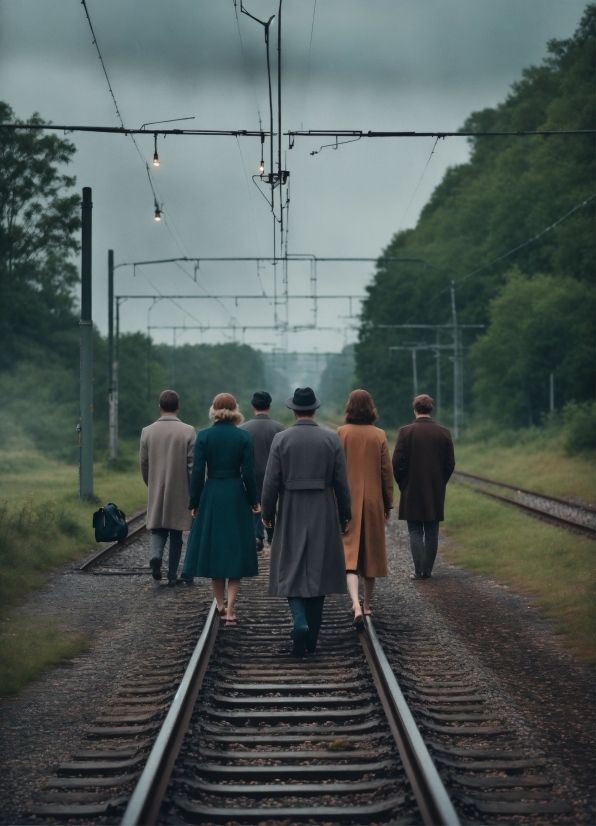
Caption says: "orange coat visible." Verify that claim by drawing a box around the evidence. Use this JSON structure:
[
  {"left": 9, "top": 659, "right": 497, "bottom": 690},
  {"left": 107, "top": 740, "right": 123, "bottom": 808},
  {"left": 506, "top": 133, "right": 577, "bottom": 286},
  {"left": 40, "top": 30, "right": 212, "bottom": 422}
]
[{"left": 337, "top": 424, "right": 394, "bottom": 577}]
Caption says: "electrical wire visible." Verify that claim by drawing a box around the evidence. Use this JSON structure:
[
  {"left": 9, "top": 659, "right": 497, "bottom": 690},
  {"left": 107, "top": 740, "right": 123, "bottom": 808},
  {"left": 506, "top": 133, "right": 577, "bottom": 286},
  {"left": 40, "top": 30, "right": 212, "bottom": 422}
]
[
  {"left": 398, "top": 191, "right": 596, "bottom": 325},
  {"left": 396, "top": 136, "right": 439, "bottom": 230},
  {"left": 232, "top": 0, "right": 262, "bottom": 128},
  {"left": 456, "top": 192, "right": 596, "bottom": 286},
  {"left": 136, "top": 267, "right": 205, "bottom": 326},
  {"left": 235, "top": 137, "right": 272, "bottom": 301},
  {"left": 80, "top": 0, "right": 198, "bottom": 268}
]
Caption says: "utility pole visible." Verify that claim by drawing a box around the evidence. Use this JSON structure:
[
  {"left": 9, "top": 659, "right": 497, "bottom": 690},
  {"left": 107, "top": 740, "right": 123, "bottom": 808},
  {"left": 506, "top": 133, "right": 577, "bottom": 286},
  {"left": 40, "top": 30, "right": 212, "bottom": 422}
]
[
  {"left": 549, "top": 373, "right": 555, "bottom": 413},
  {"left": 79, "top": 187, "right": 94, "bottom": 499},
  {"left": 412, "top": 348, "right": 418, "bottom": 398},
  {"left": 108, "top": 250, "right": 118, "bottom": 464},
  {"left": 435, "top": 328, "right": 441, "bottom": 422},
  {"left": 450, "top": 281, "right": 463, "bottom": 440}
]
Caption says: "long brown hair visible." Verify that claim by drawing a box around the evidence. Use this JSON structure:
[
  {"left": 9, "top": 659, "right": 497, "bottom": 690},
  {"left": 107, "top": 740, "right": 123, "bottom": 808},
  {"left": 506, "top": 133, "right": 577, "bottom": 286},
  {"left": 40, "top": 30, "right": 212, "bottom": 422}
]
[{"left": 344, "top": 389, "right": 378, "bottom": 425}]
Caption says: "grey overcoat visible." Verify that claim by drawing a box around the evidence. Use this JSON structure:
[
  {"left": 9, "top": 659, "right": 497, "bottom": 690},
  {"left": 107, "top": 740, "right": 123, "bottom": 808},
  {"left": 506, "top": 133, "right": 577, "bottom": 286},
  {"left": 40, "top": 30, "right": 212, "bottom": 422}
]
[
  {"left": 262, "top": 419, "right": 352, "bottom": 598},
  {"left": 240, "top": 413, "right": 285, "bottom": 497},
  {"left": 140, "top": 415, "right": 196, "bottom": 531}
]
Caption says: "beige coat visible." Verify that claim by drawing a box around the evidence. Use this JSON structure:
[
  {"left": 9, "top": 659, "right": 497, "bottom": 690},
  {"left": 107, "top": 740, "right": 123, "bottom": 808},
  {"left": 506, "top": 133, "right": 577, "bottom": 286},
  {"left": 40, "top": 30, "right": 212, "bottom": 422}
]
[
  {"left": 140, "top": 416, "right": 196, "bottom": 530},
  {"left": 337, "top": 424, "right": 394, "bottom": 577}
]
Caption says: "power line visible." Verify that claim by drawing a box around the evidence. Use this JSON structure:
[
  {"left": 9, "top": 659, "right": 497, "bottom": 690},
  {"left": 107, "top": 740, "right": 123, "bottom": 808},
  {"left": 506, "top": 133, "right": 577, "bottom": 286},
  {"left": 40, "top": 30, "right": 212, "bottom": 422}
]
[
  {"left": 456, "top": 192, "right": 596, "bottom": 286},
  {"left": 288, "top": 129, "right": 596, "bottom": 141},
  {"left": 79, "top": 0, "right": 202, "bottom": 262},
  {"left": 397, "top": 137, "right": 439, "bottom": 229},
  {"left": 232, "top": 0, "right": 262, "bottom": 127}
]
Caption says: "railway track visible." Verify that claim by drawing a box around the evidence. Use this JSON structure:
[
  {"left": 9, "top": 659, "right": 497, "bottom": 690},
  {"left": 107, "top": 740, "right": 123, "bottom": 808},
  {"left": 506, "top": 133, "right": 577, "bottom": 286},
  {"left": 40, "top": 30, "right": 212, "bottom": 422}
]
[
  {"left": 121, "top": 564, "right": 459, "bottom": 826},
  {"left": 26, "top": 534, "right": 577, "bottom": 824},
  {"left": 453, "top": 471, "right": 595, "bottom": 539}
]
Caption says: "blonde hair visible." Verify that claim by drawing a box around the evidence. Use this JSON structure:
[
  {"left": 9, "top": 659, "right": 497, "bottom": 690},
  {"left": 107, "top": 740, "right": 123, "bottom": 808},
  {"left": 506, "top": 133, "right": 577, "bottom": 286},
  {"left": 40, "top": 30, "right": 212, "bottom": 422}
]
[{"left": 209, "top": 392, "right": 244, "bottom": 425}]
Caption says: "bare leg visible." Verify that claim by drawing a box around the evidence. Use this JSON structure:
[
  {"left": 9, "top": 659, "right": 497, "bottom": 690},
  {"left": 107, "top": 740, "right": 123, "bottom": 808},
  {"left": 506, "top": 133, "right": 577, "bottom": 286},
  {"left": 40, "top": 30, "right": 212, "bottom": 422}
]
[
  {"left": 211, "top": 578, "right": 225, "bottom": 614},
  {"left": 363, "top": 577, "right": 375, "bottom": 614},
  {"left": 347, "top": 573, "right": 363, "bottom": 620},
  {"left": 226, "top": 578, "right": 240, "bottom": 620}
]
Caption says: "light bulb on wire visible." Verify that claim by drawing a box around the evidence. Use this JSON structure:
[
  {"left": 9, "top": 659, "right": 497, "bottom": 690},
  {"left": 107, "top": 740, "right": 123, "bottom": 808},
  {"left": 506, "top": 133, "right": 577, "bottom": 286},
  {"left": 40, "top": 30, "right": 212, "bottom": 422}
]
[
  {"left": 154, "top": 207, "right": 162, "bottom": 222},
  {"left": 152, "top": 133, "right": 160, "bottom": 167},
  {"left": 259, "top": 160, "right": 265, "bottom": 174}
]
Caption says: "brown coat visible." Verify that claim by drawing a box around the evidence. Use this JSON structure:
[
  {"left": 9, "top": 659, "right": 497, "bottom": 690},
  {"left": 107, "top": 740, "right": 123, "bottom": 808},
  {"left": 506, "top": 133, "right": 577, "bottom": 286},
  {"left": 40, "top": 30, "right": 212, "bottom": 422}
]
[
  {"left": 337, "top": 424, "right": 394, "bottom": 577},
  {"left": 392, "top": 418, "right": 455, "bottom": 522},
  {"left": 140, "top": 415, "right": 196, "bottom": 531}
]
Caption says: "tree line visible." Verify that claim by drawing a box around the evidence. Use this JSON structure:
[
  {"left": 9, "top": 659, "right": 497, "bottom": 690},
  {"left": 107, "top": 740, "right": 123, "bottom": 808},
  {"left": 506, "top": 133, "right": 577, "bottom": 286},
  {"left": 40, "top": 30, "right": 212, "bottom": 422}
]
[{"left": 355, "top": 6, "right": 595, "bottom": 436}]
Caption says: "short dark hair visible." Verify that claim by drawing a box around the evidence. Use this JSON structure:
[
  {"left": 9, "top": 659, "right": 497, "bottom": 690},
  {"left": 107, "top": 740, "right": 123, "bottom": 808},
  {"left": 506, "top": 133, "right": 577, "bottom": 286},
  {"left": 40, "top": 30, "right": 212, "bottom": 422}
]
[
  {"left": 413, "top": 394, "right": 434, "bottom": 414},
  {"left": 344, "top": 389, "right": 378, "bottom": 425},
  {"left": 253, "top": 401, "right": 271, "bottom": 411},
  {"left": 159, "top": 389, "right": 180, "bottom": 412}
]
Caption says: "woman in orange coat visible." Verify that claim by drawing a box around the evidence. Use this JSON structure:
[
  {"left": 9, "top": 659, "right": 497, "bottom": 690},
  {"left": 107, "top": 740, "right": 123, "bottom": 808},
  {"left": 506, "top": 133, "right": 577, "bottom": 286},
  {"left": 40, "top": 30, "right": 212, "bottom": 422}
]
[{"left": 337, "top": 390, "right": 394, "bottom": 626}]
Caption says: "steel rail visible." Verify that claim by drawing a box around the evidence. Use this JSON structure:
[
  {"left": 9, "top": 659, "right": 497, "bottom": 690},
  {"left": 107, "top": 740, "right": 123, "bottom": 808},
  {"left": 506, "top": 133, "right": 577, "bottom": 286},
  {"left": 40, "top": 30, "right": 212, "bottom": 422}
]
[
  {"left": 454, "top": 483, "right": 596, "bottom": 539},
  {"left": 453, "top": 470, "right": 596, "bottom": 512},
  {"left": 360, "top": 618, "right": 460, "bottom": 826},
  {"left": 122, "top": 599, "right": 220, "bottom": 826},
  {"left": 79, "top": 511, "right": 148, "bottom": 571},
  {"left": 121, "top": 602, "right": 458, "bottom": 824}
]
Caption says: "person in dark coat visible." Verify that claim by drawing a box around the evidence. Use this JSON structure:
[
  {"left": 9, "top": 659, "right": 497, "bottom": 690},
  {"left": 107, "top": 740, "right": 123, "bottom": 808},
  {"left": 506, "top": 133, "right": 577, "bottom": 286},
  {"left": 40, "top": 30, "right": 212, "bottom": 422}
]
[
  {"left": 240, "top": 391, "right": 284, "bottom": 551},
  {"left": 182, "top": 393, "right": 260, "bottom": 622},
  {"left": 262, "top": 387, "right": 351, "bottom": 655},
  {"left": 392, "top": 394, "right": 455, "bottom": 580}
]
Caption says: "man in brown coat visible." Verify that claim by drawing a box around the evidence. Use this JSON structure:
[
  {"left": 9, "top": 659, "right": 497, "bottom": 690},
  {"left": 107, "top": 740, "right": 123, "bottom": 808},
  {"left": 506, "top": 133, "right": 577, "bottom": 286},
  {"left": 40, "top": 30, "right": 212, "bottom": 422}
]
[
  {"left": 392, "top": 394, "right": 455, "bottom": 579},
  {"left": 140, "top": 390, "right": 196, "bottom": 585}
]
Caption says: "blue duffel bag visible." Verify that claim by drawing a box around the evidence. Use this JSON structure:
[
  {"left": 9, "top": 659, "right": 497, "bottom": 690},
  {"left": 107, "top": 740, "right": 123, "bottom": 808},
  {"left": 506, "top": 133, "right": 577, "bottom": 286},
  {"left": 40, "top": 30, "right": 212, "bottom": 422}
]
[{"left": 93, "top": 503, "right": 128, "bottom": 542}]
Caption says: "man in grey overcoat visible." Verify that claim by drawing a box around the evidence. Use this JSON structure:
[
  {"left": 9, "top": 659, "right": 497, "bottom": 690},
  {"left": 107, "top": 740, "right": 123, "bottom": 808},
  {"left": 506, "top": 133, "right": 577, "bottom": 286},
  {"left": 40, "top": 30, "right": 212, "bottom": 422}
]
[
  {"left": 262, "top": 387, "right": 351, "bottom": 655},
  {"left": 392, "top": 393, "right": 455, "bottom": 580},
  {"left": 140, "top": 389, "right": 196, "bottom": 585},
  {"left": 240, "top": 390, "right": 284, "bottom": 551}
]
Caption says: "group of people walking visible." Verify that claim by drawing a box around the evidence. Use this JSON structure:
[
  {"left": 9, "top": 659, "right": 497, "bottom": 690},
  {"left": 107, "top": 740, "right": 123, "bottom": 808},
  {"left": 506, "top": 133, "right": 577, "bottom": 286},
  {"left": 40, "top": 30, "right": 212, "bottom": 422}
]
[{"left": 140, "top": 385, "right": 455, "bottom": 654}]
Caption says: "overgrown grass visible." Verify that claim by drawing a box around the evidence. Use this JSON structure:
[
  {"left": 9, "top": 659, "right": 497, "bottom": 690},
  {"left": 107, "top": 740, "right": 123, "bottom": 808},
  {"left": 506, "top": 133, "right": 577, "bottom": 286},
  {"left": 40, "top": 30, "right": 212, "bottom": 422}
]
[
  {"left": 0, "top": 443, "right": 148, "bottom": 696},
  {"left": 455, "top": 437, "right": 595, "bottom": 503},
  {"left": 0, "top": 617, "right": 88, "bottom": 696},
  {"left": 443, "top": 482, "right": 595, "bottom": 664}
]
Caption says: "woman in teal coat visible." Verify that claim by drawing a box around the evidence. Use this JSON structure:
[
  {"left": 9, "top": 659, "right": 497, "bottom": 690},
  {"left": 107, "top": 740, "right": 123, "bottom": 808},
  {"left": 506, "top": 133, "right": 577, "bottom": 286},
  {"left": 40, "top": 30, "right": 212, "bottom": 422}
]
[{"left": 182, "top": 393, "right": 260, "bottom": 622}]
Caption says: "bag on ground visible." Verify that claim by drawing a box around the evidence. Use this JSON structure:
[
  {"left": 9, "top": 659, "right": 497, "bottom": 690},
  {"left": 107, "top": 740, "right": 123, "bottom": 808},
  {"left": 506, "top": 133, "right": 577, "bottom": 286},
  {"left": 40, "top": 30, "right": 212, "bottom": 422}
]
[{"left": 93, "top": 503, "right": 128, "bottom": 542}]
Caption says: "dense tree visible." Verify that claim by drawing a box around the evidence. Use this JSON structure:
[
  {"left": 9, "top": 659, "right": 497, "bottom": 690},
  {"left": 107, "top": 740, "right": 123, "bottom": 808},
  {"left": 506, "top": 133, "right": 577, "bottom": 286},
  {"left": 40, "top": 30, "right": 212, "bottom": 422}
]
[
  {"left": 356, "top": 6, "right": 595, "bottom": 429},
  {"left": 470, "top": 269, "right": 594, "bottom": 426},
  {"left": 0, "top": 102, "right": 80, "bottom": 367}
]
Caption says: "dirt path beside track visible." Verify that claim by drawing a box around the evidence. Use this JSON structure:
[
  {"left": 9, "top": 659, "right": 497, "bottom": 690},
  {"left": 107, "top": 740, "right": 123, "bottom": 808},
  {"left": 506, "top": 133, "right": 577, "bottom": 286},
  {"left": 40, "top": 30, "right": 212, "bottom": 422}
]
[{"left": 0, "top": 533, "right": 210, "bottom": 825}]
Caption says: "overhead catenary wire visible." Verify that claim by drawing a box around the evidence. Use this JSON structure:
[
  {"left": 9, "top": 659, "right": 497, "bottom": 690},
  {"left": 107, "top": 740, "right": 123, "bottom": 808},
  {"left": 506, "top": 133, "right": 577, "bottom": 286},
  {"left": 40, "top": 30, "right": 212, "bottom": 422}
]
[
  {"left": 397, "top": 137, "right": 439, "bottom": 229},
  {"left": 396, "top": 191, "right": 596, "bottom": 325}
]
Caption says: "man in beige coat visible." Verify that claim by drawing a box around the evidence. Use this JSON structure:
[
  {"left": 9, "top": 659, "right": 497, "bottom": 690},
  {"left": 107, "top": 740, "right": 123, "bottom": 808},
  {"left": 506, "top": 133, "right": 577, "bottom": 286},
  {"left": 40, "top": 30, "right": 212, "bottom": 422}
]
[{"left": 140, "top": 390, "right": 196, "bottom": 585}]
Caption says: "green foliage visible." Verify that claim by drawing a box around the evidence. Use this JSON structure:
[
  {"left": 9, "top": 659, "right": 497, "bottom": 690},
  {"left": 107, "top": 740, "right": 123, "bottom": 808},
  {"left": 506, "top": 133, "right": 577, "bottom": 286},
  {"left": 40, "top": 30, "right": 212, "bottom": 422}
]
[
  {"left": 356, "top": 7, "right": 595, "bottom": 429},
  {"left": 470, "top": 268, "right": 595, "bottom": 426},
  {"left": 0, "top": 617, "right": 88, "bottom": 697},
  {"left": 0, "top": 102, "right": 81, "bottom": 369},
  {"left": 562, "top": 400, "right": 596, "bottom": 455}
]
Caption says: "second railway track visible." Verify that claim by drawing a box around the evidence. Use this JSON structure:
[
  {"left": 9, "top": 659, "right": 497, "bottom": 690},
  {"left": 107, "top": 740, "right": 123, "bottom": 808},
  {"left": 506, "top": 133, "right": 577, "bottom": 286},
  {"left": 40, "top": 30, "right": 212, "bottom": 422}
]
[{"left": 453, "top": 471, "right": 596, "bottom": 538}]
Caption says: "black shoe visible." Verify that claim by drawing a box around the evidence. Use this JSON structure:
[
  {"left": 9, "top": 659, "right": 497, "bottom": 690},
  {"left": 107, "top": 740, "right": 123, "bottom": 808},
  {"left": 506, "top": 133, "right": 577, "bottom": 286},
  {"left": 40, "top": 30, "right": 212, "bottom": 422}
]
[
  {"left": 410, "top": 573, "right": 423, "bottom": 580},
  {"left": 256, "top": 538, "right": 265, "bottom": 552},
  {"left": 180, "top": 577, "right": 194, "bottom": 586},
  {"left": 150, "top": 557, "right": 162, "bottom": 581},
  {"left": 167, "top": 578, "right": 182, "bottom": 587},
  {"left": 290, "top": 644, "right": 306, "bottom": 657}
]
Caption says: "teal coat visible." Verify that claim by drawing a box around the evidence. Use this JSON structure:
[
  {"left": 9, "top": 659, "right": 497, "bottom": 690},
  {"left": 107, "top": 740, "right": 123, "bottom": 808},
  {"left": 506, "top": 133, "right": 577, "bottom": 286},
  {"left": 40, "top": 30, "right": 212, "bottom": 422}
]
[{"left": 182, "top": 420, "right": 259, "bottom": 579}]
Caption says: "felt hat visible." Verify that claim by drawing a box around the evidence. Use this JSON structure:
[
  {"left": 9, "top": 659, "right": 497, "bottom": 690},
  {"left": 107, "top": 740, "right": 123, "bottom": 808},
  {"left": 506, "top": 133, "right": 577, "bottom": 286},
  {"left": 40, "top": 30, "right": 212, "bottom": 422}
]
[
  {"left": 285, "top": 387, "right": 321, "bottom": 411},
  {"left": 251, "top": 390, "right": 272, "bottom": 407}
]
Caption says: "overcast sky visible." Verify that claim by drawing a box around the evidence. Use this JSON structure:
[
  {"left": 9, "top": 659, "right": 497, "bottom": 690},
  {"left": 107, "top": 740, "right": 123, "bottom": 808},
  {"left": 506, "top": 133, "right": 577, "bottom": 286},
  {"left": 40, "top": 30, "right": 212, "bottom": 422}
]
[{"left": 0, "top": 0, "right": 587, "bottom": 353}]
